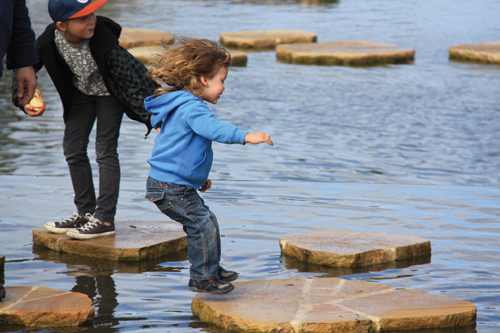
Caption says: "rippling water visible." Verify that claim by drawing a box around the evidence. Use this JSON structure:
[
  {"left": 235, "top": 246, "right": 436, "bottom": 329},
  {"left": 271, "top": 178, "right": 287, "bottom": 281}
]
[{"left": 1, "top": 0, "right": 499, "bottom": 332}]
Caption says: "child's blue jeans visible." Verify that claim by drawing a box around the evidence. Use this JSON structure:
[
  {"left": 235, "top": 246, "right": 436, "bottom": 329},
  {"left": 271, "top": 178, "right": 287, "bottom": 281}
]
[{"left": 145, "top": 177, "right": 221, "bottom": 280}]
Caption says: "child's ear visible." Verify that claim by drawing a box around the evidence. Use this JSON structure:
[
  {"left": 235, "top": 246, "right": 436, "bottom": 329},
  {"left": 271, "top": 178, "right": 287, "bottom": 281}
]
[
  {"left": 56, "top": 21, "right": 67, "bottom": 32},
  {"left": 200, "top": 76, "right": 209, "bottom": 87}
]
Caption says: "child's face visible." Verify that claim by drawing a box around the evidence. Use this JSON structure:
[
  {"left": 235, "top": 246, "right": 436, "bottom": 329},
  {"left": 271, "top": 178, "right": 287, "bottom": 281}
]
[
  {"left": 57, "top": 13, "right": 97, "bottom": 46},
  {"left": 199, "top": 66, "right": 228, "bottom": 105}
]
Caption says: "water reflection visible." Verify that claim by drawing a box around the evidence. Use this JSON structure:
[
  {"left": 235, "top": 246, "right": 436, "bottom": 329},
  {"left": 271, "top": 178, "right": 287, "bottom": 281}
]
[
  {"left": 32, "top": 245, "right": 188, "bottom": 330},
  {"left": 282, "top": 252, "right": 431, "bottom": 278}
]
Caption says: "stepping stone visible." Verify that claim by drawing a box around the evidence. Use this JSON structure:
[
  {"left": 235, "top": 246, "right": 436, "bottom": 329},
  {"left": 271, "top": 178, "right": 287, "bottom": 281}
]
[
  {"left": 128, "top": 45, "right": 247, "bottom": 67},
  {"left": 32, "top": 221, "right": 187, "bottom": 261},
  {"left": 449, "top": 41, "right": 500, "bottom": 65},
  {"left": 119, "top": 28, "right": 175, "bottom": 49},
  {"left": 192, "top": 278, "right": 476, "bottom": 332},
  {"left": 219, "top": 30, "right": 317, "bottom": 50},
  {"left": 0, "top": 286, "right": 94, "bottom": 327},
  {"left": 276, "top": 41, "right": 415, "bottom": 66},
  {"left": 280, "top": 229, "right": 431, "bottom": 267}
]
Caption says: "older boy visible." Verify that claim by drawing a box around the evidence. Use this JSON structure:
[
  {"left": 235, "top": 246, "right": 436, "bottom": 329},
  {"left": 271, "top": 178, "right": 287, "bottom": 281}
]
[{"left": 14, "top": 0, "right": 159, "bottom": 239}]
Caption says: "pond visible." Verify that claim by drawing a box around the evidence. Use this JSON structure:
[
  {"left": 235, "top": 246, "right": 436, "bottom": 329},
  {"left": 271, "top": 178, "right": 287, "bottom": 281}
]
[{"left": 0, "top": 0, "right": 499, "bottom": 332}]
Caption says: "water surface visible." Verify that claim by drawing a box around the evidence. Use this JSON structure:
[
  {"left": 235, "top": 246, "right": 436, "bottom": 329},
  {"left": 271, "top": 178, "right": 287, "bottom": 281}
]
[{"left": 0, "top": 0, "right": 499, "bottom": 332}]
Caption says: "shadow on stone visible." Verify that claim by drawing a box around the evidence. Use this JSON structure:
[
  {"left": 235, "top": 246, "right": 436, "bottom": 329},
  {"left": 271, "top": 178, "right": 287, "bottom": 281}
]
[{"left": 282, "top": 252, "right": 431, "bottom": 277}]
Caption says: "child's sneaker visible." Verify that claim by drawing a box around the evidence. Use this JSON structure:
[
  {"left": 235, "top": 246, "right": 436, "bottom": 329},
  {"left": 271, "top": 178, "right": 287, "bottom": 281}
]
[
  {"left": 188, "top": 277, "right": 234, "bottom": 294},
  {"left": 44, "top": 211, "right": 89, "bottom": 234},
  {"left": 217, "top": 266, "right": 239, "bottom": 282},
  {"left": 65, "top": 214, "right": 115, "bottom": 240}
]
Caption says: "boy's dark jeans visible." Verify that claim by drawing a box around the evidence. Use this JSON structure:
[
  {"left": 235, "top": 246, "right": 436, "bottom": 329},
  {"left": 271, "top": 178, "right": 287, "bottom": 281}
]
[
  {"left": 146, "top": 177, "right": 221, "bottom": 280},
  {"left": 63, "top": 89, "right": 123, "bottom": 223}
]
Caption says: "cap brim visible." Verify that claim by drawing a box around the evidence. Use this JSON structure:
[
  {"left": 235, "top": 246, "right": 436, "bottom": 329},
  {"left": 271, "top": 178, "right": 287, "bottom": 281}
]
[{"left": 69, "top": 0, "right": 107, "bottom": 19}]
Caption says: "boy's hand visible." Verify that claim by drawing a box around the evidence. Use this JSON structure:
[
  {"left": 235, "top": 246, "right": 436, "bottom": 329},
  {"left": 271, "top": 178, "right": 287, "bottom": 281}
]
[
  {"left": 244, "top": 131, "right": 274, "bottom": 146},
  {"left": 199, "top": 179, "right": 212, "bottom": 192},
  {"left": 24, "top": 103, "right": 46, "bottom": 117}
]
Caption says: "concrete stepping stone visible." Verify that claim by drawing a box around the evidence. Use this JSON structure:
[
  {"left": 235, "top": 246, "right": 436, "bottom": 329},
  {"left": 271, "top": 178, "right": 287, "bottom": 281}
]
[
  {"left": 119, "top": 28, "right": 174, "bottom": 49},
  {"left": 128, "top": 45, "right": 247, "bottom": 67},
  {"left": 0, "top": 286, "right": 94, "bottom": 327},
  {"left": 449, "top": 41, "right": 500, "bottom": 65},
  {"left": 192, "top": 278, "right": 476, "bottom": 332},
  {"left": 276, "top": 41, "right": 415, "bottom": 66},
  {"left": 280, "top": 229, "right": 431, "bottom": 267},
  {"left": 32, "top": 221, "right": 187, "bottom": 261},
  {"left": 283, "top": 249, "right": 431, "bottom": 277},
  {"left": 219, "top": 30, "right": 317, "bottom": 50}
]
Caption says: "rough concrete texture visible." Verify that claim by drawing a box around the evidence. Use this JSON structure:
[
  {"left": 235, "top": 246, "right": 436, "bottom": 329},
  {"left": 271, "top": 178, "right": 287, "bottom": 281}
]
[
  {"left": 449, "top": 41, "right": 500, "bottom": 65},
  {"left": 119, "top": 28, "right": 174, "bottom": 49},
  {"left": 192, "top": 278, "right": 476, "bottom": 332},
  {"left": 280, "top": 229, "right": 431, "bottom": 267},
  {"left": 33, "top": 221, "right": 187, "bottom": 261},
  {"left": 220, "top": 30, "right": 317, "bottom": 50},
  {"left": 0, "top": 286, "right": 94, "bottom": 327},
  {"left": 276, "top": 41, "right": 415, "bottom": 66},
  {"left": 128, "top": 45, "right": 247, "bottom": 67}
]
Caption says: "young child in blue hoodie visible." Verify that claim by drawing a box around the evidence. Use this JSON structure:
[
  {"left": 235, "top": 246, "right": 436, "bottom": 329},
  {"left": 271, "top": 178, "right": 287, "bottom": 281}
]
[{"left": 145, "top": 37, "right": 274, "bottom": 294}]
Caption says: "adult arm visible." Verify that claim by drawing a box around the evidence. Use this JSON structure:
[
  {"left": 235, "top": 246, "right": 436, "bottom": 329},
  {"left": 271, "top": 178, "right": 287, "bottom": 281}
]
[{"left": 8, "top": 0, "right": 39, "bottom": 104}]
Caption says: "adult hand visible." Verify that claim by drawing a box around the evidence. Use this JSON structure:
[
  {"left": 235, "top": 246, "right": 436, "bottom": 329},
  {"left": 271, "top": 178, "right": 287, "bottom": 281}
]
[
  {"left": 24, "top": 103, "right": 46, "bottom": 117},
  {"left": 16, "top": 66, "right": 37, "bottom": 106}
]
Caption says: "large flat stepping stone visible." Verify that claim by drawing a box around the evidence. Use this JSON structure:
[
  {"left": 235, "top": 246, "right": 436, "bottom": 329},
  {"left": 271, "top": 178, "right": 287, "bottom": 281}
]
[
  {"left": 220, "top": 30, "right": 317, "bottom": 50},
  {"left": 119, "top": 28, "right": 175, "bottom": 49},
  {"left": 33, "top": 221, "right": 187, "bottom": 261},
  {"left": 192, "top": 278, "right": 476, "bottom": 332},
  {"left": 0, "top": 286, "right": 94, "bottom": 327},
  {"left": 280, "top": 229, "right": 430, "bottom": 267},
  {"left": 449, "top": 41, "right": 500, "bottom": 65},
  {"left": 276, "top": 41, "right": 415, "bottom": 66},
  {"left": 128, "top": 45, "right": 247, "bottom": 67}
]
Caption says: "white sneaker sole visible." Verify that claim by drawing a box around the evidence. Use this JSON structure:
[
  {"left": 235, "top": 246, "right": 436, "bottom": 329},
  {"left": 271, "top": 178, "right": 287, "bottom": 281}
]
[
  {"left": 44, "top": 223, "right": 78, "bottom": 234},
  {"left": 65, "top": 230, "right": 116, "bottom": 240}
]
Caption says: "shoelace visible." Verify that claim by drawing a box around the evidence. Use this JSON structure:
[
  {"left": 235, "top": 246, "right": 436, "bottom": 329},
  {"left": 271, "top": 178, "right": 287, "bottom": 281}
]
[
  {"left": 79, "top": 214, "right": 102, "bottom": 231},
  {"left": 64, "top": 211, "right": 80, "bottom": 223}
]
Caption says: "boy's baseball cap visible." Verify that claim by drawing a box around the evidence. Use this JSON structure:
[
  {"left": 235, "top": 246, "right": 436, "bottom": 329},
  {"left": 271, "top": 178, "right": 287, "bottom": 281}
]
[{"left": 48, "top": 0, "right": 107, "bottom": 23}]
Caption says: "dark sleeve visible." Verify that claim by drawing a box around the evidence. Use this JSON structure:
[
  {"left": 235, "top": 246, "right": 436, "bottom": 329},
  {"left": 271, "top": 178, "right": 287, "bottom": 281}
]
[
  {"left": 6, "top": 0, "right": 38, "bottom": 70},
  {"left": 105, "top": 45, "right": 160, "bottom": 136}
]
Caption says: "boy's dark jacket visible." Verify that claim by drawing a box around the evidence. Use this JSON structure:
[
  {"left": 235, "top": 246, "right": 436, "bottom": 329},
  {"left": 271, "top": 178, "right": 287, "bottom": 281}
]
[{"left": 14, "top": 16, "right": 159, "bottom": 136}]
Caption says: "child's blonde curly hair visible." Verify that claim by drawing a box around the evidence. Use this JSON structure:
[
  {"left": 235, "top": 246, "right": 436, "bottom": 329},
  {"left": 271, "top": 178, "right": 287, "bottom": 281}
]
[{"left": 148, "top": 37, "right": 231, "bottom": 98}]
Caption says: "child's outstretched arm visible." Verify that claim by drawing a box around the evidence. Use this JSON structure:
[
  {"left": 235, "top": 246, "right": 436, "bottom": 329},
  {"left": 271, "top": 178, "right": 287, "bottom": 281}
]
[{"left": 244, "top": 131, "right": 274, "bottom": 146}]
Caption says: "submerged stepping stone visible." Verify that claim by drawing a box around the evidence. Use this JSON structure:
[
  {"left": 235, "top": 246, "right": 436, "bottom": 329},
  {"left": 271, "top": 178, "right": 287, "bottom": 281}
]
[
  {"left": 0, "top": 286, "right": 94, "bottom": 327},
  {"left": 276, "top": 41, "right": 415, "bottom": 66},
  {"left": 119, "top": 28, "right": 174, "bottom": 49},
  {"left": 219, "top": 30, "right": 317, "bottom": 50},
  {"left": 449, "top": 41, "right": 500, "bottom": 65},
  {"left": 32, "top": 221, "right": 187, "bottom": 261},
  {"left": 280, "top": 229, "right": 430, "bottom": 267},
  {"left": 192, "top": 278, "right": 476, "bottom": 332},
  {"left": 128, "top": 45, "right": 247, "bottom": 67}
]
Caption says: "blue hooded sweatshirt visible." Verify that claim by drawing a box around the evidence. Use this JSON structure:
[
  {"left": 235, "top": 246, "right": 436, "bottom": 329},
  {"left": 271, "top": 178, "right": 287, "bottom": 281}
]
[{"left": 145, "top": 90, "right": 248, "bottom": 189}]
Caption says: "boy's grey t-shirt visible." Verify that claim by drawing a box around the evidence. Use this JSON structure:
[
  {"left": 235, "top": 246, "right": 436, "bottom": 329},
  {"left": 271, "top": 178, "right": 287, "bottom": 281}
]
[{"left": 55, "top": 30, "right": 110, "bottom": 96}]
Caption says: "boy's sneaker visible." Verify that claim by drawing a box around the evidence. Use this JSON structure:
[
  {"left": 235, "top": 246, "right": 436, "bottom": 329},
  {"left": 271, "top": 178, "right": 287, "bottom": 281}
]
[
  {"left": 188, "top": 277, "right": 234, "bottom": 294},
  {"left": 44, "top": 211, "right": 89, "bottom": 234},
  {"left": 217, "top": 266, "right": 239, "bottom": 282},
  {"left": 65, "top": 214, "right": 115, "bottom": 240}
]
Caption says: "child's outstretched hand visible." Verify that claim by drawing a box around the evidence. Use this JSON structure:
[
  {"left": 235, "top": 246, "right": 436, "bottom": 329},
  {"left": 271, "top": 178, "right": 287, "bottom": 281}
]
[
  {"left": 199, "top": 179, "right": 212, "bottom": 192},
  {"left": 244, "top": 131, "right": 274, "bottom": 146}
]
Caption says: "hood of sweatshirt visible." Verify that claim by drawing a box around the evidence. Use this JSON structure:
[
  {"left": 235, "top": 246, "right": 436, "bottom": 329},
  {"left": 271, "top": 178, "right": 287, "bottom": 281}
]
[{"left": 145, "top": 90, "right": 200, "bottom": 128}]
